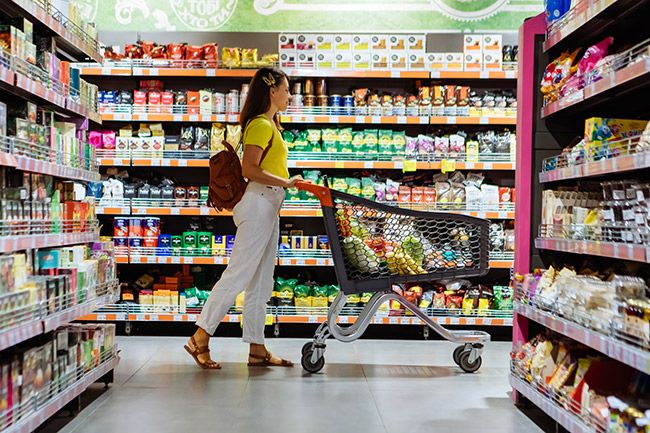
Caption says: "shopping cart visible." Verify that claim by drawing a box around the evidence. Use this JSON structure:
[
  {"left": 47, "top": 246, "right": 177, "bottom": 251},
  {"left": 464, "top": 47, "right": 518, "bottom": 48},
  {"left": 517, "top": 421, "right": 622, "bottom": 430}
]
[{"left": 295, "top": 181, "right": 492, "bottom": 374}]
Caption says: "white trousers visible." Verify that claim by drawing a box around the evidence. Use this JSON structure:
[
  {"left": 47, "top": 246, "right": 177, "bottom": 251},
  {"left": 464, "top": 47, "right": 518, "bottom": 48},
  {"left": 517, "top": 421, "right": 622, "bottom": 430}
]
[{"left": 196, "top": 182, "right": 284, "bottom": 344}]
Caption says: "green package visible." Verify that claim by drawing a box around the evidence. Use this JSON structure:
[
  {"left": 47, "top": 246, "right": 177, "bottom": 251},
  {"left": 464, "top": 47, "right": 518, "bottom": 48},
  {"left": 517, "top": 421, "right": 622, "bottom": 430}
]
[
  {"left": 293, "top": 131, "right": 310, "bottom": 152},
  {"left": 171, "top": 235, "right": 183, "bottom": 256},
  {"left": 310, "top": 142, "right": 322, "bottom": 152},
  {"left": 333, "top": 178, "right": 349, "bottom": 193},
  {"left": 197, "top": 232, "right": 212, "bottom": 257},
  {"left": 360, "top": 292, "right": 374, "bottom": 305},
  {"left": 301, "top": 170, "right": 321, "bottom": 200},
  {"left": 352, "top": 131, "right": 365, "bottom": 153},
  {"left": 183, "top": 231, "right": 198, "bottom": 248},
  {"left": 294, "top": 284, "right": 311, "bottom": 298},
  {"left": 378, "top": 142, "right": 393, "bottom": 154},
  {"left": 275, "top": 277, "right": 297, "bottom": 307},
  {"left": 327, "top": 285, "right": 340, "bottom": 305},
  {"left": 493, "top": 286, "right": 513, "bottom": 310},
  {"left": 347, "top": 178, "right": 361, "bottom": 196},
  {"left": 282, "top": 130, "right": 296, "bottom": 143},
  {"left": 338, "top": 142, "right": 353, "bottom": 153},
  {"left": 307, "top": 129, "right": 321, "bottom": 143},
  {"left": 361, "top": 177, "right": 375, "bottom": 200},
  {"left": 338, "top": 128, "right": 353, "bottom": 144},
  {"left": 322, "top": 128, "right": 338, "bottom": 142},
  {"left": 346, "top": 293, "right": 361, "bottom": 306},
  {"left": 323, "top": 141, "right": 338, "bottom": 153},
  {"left": 378, "top": 130, "right": 393, "bottom": 146},
  {"left": 392, "top": 131, "right": 407, "bottom": 154},
  {"left": 200, "top": 186, "right": 209, "bottom": 202},
  {"left": 285, "top": 188, "right": 302, "bottom": 201},
  {"left": 364, "top": 129, "right": 379, "bottom": 153}
]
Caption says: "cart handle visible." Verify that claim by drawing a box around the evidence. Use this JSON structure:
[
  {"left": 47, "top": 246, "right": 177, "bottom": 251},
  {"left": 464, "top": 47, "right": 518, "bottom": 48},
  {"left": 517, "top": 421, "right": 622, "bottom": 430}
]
[{"left": 295, "top": 181, "right": 333, "bottom": 207}]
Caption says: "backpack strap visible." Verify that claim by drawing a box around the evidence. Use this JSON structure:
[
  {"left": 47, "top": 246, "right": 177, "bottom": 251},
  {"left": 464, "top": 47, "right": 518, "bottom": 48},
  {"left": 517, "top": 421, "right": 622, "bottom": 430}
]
[{"left": 258, "top": 128, "right": 274, "bottom": 164}]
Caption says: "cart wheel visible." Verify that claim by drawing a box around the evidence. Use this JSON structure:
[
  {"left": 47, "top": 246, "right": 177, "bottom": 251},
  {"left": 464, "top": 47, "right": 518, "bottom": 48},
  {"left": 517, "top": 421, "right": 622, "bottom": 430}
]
[
  {"left": 453, "top": 346, "right": 466, "bottom": 366},
  {"left": 301, "top": 350, "right": 325, "bottom": 374},
  {"left": 301, "top": 342, "right": 314, "bottom": 356},
  {"left": 458, "top": 351, "right": 482, "bottom": 373}
]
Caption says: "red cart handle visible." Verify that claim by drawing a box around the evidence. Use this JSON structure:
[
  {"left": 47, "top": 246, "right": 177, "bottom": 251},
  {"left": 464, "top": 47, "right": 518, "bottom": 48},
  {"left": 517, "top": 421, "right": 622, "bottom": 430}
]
[{"left": 295, "top": 181, "right": 333, "bottom": 207}]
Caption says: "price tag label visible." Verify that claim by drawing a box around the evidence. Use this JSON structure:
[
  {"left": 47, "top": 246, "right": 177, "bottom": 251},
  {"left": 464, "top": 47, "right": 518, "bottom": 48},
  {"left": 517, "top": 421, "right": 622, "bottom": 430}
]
[
  {"left": 148, "top": 68, "right": 159, "bottom": 76},
  {"left": 339, "top": 316, "right": 349, "bottom": 324},
  {"left": 188, "top": 314, "right": 198, "bottom": 321},
  {"left": 330, "top": 116, "right": 339, "bottom": 123},
  {"left": 355, "top": 115, "right": 365, "bottom": 123},
  {"left": 101, "top": 67, "right": 112, "bottom": 75},
  {"left": 441, "top": 159, "right": 456, "bottom": 173},
  {"left": 389, "top": 317, "right": 399, "bottom": 324},
  {"left": 402, "top": 159, "right": 417, "bottom": 172},
  {"left": 96, "top": 314, "right": 106, "bottom": 321},
  {"left": 150, "top": 314, "right": 159, "bottom": 321},
  {"left": 371, "top": 116, "right": 381, "bottom": 124},
  {"left": 200, "top": 207, "right": 209, "bottom": 215},
  {"left": 206, "top": 69, "right": 216, "bottom": 77},
  {"left": 447, "top": 116, "right": 457, "bottom": 124},
  {"left": 479, "top": 117, "right": 489, "bottom": 125},
  {"left": 171, "top": 208, "right": 180, "bottom": 215},
  {"left": 305, "top": 116, "right": 315, "bottom": 123},
  {"left": 397, "top": 116, "right": 407, "bottom": 124},
  {"left": 136, "top": 314, "right": 145, "bottom": 321},
  {"left": 394, "top": 160, "right": 404, "bottom": 169},
  {"left": 173, "top": 315, "right": 183, "bottom": 321},
  {"left": 171, "top": 256, "right": 181, "bottom": 264},
  {"left": 131, "top": 256, "right": 141, "bottom": 264},
  {"left": 334, "top": 161, "right": 345, "bottom": 169},
  {"left": 189, "top": 114, "right": 199, "bottom": 122},
  {"left": 364, "top": 161, "right": 374, "bottom": 169},
  {"left": 173, "top": 114, "right": 183, "bottom": 122},
  {"left": 177, "top": 159, "right": 188, "bottom": 167},
  {"left": 431, "top": 71, "right": 441, "bottom": 79},
  {"left": 308, "top": 316, "right": 318, "bottom": 323}
]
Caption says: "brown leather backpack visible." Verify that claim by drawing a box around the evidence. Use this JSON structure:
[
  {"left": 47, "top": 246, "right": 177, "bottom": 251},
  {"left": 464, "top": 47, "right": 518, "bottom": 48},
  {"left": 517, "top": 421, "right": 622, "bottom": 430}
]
[{"left": 206, "top": 134, "right": 273, "bottom": 211}]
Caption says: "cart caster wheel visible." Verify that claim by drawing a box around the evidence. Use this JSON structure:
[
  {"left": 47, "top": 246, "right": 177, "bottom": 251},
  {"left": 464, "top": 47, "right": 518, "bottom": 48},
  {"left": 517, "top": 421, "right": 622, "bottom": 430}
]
[
  {"left": 302, "top": 342, "right": 314, "bottom": 356},
  {"left": 453, "top": 345, "right": 466, "bottom": 366},
  {"left": 458, "top": 351, "right": 482, "bottom": 373},
  {"left": 301, "top": 350, "right": 325, "bottom": 374}
]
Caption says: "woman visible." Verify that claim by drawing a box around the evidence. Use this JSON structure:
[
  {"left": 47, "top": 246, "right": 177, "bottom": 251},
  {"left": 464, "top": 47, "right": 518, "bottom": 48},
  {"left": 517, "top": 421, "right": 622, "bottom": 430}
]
[{"left": 185, "top": 67, "right": 303, "bottom": 369}]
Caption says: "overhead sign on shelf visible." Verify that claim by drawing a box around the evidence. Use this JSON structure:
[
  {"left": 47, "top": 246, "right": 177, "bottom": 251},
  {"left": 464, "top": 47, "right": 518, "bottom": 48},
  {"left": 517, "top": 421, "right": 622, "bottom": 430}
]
[{"left": 72, "top": 0, "right": 542, "bottom": 32}]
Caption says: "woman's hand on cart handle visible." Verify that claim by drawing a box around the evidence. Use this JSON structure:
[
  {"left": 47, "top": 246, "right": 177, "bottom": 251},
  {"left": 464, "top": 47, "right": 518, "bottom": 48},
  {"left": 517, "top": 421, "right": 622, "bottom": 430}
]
[{"left": 284, "top": 175, "right": 305, "bottom": 188}]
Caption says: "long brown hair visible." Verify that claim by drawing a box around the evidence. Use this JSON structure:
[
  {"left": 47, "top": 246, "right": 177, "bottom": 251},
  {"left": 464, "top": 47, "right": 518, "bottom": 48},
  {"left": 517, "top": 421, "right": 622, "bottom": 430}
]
[{"left": 239, "top": 67, "right": 288, "bottom": 131}]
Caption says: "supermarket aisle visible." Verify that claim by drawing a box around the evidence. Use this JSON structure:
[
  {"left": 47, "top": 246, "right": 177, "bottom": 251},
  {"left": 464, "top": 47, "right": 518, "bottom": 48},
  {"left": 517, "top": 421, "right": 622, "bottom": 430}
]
[{"left": 45, "top": 337, "right": 546, "bottom": 433}]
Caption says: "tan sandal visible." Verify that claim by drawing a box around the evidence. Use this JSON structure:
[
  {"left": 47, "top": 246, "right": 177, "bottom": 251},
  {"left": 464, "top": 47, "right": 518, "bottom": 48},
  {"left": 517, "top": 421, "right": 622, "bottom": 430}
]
[
  {"left": 247, "top": 350, "right": 294, "bottom": 367},
  {"left": 184, "top": 336, "right": 221, "bottom": 370}
]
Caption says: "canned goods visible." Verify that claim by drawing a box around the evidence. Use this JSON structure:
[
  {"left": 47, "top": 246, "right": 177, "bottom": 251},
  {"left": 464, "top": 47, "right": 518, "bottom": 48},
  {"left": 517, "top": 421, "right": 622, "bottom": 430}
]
[
  {"left": 128, "top": 218, "right": 143, "bottom": 237},
  {"left": 129, "top": 237, "right": 144, "bottom": 248},
  {"left": 114, "top": 218, "right": 128, "bottom": 237},
  {"left": 293, "top": 82, "right": 302, "bottom": 95},
  {"left": 240, "top": 84, "right": 249, "bottom": 111},
  {"left": 329, "top": 94, "right": 342, "bottom": 115},
  {"left": 315, "top": 78, "right": 327, "bottom": 96},
  {"left": 158, "top": 234, "right": 172, "bottom": 248},
  {"left": 143, "top": 217, "right": 160, "bottom": 238},
  {"left": 304, "top": 95, "right": 316, "bottom": 107},
  {"left": 114, "top": 237, "right": 128, "bottom": 247},
  {"left": 290, "top": 94, "right": 304, "bottom": 107},
  {"left": 317, "top": 95, "right": 329, "bottom": 107},
  {"left": 343, "top": 95, "right": 354, "bottom": 115},
  {"left": 226, "top": 90, "right": 239, "bottom": 114},
  {"left": 304, "top": 79, "right": 314, "bottom": 95},
  {"left": 143, "top": 237, "right": 158, "bottom": 248},
  {"left": 213, "top": 92, "right": 226, "bottom": 114}
]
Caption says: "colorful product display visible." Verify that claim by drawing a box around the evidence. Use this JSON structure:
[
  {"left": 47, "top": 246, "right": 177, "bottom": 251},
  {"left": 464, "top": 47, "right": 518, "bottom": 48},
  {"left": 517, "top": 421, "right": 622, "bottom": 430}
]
[
  {"left": 287, "top": 81, "right": 516, "bottom": 117},
  {"left": 519, "top": 268, "right": 649, "bottom": 343},
  {"left": 511, "top": 332, "right": 650, "bottom": 432},
  {"left": 0, "top": 324, "right": 115, "bottom": 430}
]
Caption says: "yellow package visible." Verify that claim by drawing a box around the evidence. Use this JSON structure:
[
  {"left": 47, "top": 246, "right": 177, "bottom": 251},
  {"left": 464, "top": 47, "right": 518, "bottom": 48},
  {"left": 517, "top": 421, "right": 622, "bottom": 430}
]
[
  {"left": 258, "top": 53, "right": 278, "bottom": 67},
  {"left": 295, "top": 296, "right": 313, "bottom": 308},
  {"left": 235, "top": 291, "right": 245, "bottom": 308},
  {"left": 226, "top": 124, "right": 242, "bottom": 151},
  {"left": 241, "top": 48, "right": 258, "bottom": 68},
  {"left": 211, "top": 123, "right": 226, "bottom": 153},
  {"left": 222, "top": 47, "right": 242, "bottom": 68},
  {"left": 312, "top": 296, "right": 328, "bottom": 308}
]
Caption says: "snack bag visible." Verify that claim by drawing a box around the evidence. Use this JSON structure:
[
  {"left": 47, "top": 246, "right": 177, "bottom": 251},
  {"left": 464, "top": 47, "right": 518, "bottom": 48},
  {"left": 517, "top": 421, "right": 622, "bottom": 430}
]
[
  {"left": 301, "top": 170, "right": 321, "bottom": 200},
  {"left": 374, "top": 181, "right": 386, "bottom": 202},
  {"left": 292, "top": 130, "right": 310, "bottom": 152},
  {"left": 364, "top": 129, "right": 379, "bottom": 153},
  {"left": 338, "top": 128, "right": 353, "bottom": 145},
  {"left": 241, "top": 48, "right": 259, "bottom": 68},
  {"left": 294, "top": 285, "right": 312, "bottom": 310},
  {"left": 352, "top": 131, "right": 365, "bottom": 153},
  {"left": 222, "top": 47, "right": 242, "bottom": 68},
  {"left": 386, "top": 179, "right": 399, "bottom": 201},
  {"left": 540, "top": 48, "right": 580, "bottom": 102},
  {"left": 322, "top": 128, "right": 338, "bottom": 142},
  {"left": 347, "top": 178, "right": 362, "bottom": 196},
  {"left": 333, "top": 178, "right": 349, "bottom": 193},
  {"left": 275, "top": 277, "right": 297, "bottom": 306},
  {"left": 226, "top": 124, "right": 242, "bottom": 151},
  {"left": 282, "top": 130, "right": 296, "bottom": 144},
  {"left": 323, "top": 141, "right": 338, "bottom": 152},
  {"left": 361, "top": 178, "right": 375, "bottom": 200},
  {"left": 392, "top": 131, "right": 407, "bottom": 155},
  {"left": 307, "top": 129, "right": 322, "bottom": 144},
  {"left": 327, "top": 285, "right": 340, "bottom": 305},
  {"left": 311, "top": 285, "right": 329, "bottom": 309}
]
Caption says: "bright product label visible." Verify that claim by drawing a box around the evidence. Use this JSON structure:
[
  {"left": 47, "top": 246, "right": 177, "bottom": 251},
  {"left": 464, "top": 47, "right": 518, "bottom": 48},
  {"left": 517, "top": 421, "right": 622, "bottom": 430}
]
[{"left": 72, "top": 0, "right": 543, "bottom": 32}]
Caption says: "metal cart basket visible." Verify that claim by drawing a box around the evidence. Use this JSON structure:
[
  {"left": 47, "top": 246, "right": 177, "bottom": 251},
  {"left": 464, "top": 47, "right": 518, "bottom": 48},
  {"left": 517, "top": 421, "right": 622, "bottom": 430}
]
[{"left": 296, "top": 182, "right": 492, "bottom": 373}]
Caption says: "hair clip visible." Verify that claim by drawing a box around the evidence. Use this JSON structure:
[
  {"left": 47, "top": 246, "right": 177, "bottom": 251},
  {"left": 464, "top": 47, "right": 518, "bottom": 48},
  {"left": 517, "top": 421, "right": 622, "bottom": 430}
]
[{"left": 262, "top": 74, "right": 276, "bottom": 86}]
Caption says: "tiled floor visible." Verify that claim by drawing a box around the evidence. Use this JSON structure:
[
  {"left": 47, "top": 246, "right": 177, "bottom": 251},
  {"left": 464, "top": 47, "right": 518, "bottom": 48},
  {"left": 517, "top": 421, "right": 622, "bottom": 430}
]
[{"left": 39, "top": 337, "right": 550, "bottom": 433}]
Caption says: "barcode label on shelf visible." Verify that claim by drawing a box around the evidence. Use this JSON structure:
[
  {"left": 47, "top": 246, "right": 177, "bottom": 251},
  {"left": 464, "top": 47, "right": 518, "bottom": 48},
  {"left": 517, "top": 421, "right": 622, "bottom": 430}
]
[
  {"left": 397, "top": 116, "right": 407, "bottom": 124},
  {"left": 200, "top": 207, "right": 210, "bottom": 215},
  {"left": 308, "top": 316, "right": 318, "bottom": 323},
  {"left": 389, "top": 317, "right": 399, "bottom": 324},
  {"left": 305, "top": 116, "right": 315, "bottom": 123},
  {"left": 371, "top": 116, "right": 381, "bottom": 123},
  {"left": 206, "top": 69, "right": 216, "bottom": 76},
  {"left": 173, "top": 315, "right": 182, "bottom": 321},
  {"left": 479, "top": 117, "right": 489, "bottom": 125},
  {"left": 339, "top": 316, "right": 348, "bottom": 324},
  {"left": 177, "top": 160, "right": 188, "bottom": 167},
  {"left": 171, "top": 208, "right": 180, "bottom": 215},
  {"left": 355, "top": 115, "right": 365, "bottom": 123},
  {"left": 96, "top": 314, "right": 106, "bottom": 321},
  {"left": 171, "top": 256, "right": 181, "bottom": 264},
  {"left": 173, "top": 114, "right": 183, "bottom": 122},
  {"left": 447, "top": 116, "right": 457, "bottom": 124},
  {"left": 330, "top": 116, "right": 339, "bottom": 123},
  {"left": 150, "top": 314, "right": 159, "bottom": 321},
  {"left": 189, "top": 114, "right": 199, "bottom": 122}
]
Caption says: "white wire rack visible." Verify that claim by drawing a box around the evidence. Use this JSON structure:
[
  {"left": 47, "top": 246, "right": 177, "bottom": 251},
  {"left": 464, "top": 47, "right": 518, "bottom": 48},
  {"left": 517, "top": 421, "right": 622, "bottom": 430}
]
[
  {"left": 539, "top": 223, "right": 649, "bottom": 245},
  {"left": 542, "top": 135, "right": 647, "bottom": 173},
  {"left": 510, "top": 363, "right": 607, "bottom": 433},
  {"left": 0, "top": 291, "right": 42, "bottom": 333},
  {"left": 28, "top": 0, "right": 100, "bottom": 51},
  {"left": 282, "top": 105, "right": 514, "bottom": 118},
  {"left": 0, "top": 219, "right": 99, "bottom": 237},
  {"left": 12, "top": 136, "right": 97, "bottom": 173},
  {"left": 0, "top": 346, "right": 117, "bottom": 431},
  {"left": 99, "top": 103, "right": 237, "bottom": 117}
]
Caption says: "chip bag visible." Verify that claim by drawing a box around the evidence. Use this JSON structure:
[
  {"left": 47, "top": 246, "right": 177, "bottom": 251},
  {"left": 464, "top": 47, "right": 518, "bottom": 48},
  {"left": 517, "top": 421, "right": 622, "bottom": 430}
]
[
  {"left": 275, "top": 277, "right": 297, "bottom": 306},
  {"left": 540, "top": 48, "right": 580, "bottom": 102},
  {"left": 222, "top": 47, "right": 242, "bottom": 68}
]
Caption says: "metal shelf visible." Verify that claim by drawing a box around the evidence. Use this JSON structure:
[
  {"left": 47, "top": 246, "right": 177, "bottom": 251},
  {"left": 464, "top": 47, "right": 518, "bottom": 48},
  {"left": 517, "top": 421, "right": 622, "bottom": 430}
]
[
  {"left": 515, "top": 302, "right": 650, "bottom": 375},
  {"left": 535, "top": 237, "right": 648, "bottom": 263},
  {"left": 2, "top": 349, "right": 118, "bottom": 433},
  {"left": 509, "top": 375, "right": 594, "bottom": 433}
]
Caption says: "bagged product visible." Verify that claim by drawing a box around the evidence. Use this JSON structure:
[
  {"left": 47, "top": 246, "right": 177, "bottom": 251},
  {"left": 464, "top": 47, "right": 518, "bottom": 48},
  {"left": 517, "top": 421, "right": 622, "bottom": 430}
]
[
  {"left": 210, "top": 123, "right": 226, "bottom": 153},
  {"left": 322, "top": 128, "right": 338, "bottom": 142},
  {"left": 347, "top": 178, "right": 362, "bottom": 196},
  {"left": 338, "top": 128, "right": 353, "bottom": 145},
  {"left": 307, "top": 129, "right": 321, "bottom": 143},
  {"left": 361, "top": 178, "right": 375, "bottom": 200},
  {"left": 333, "top": 178, "right": 349, "bottom": 193},
  {"left": 294, "top": 284, "right": 312, "bottom": 309},
  {"left": 275, "top": 277, "right": 297, "bottom": 307},
  {"left": 364, "top": 129, "right": 379, "bottom": 153},
  {"left": 226, "top": 124, "right": 242, "bottom": 151},
  {"left": 374, "top": 181, "right": 386, "bottom": 202},
  {"left": 386, "top": 179, "right": 399, "bottom": 201},
  {"left": 180, "top": 126, "right": 194, "bottom": 151},
  {"left": 352, "top": 131, "right": 365, "bottom": 153},
  {"left": 392, "top": 131, "right": 407, "bottom": 155}
]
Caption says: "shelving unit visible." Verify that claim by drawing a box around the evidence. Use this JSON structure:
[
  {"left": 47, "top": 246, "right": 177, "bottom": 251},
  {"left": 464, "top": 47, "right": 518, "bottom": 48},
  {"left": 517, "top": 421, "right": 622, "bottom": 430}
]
[
  {"left": 81, "top": 44, "right": 518, "bottom": 330},
  {"left": 513, "top": 5, "right": 650, "bottom": 428},
  {"left": 0, "top": 4, "right": 118, "bottom": 432}
]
